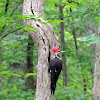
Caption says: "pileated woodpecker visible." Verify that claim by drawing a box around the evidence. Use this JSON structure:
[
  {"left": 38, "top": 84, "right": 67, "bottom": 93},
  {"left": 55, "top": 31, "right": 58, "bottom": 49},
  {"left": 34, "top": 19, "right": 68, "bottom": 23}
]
[{"left": 50, "top": 48, "right": 66, "bottom": 95}]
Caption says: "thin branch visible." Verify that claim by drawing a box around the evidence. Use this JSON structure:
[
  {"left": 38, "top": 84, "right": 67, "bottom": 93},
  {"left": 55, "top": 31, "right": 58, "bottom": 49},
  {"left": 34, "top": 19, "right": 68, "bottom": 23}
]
[
  {"left": 72, "top": 29, "right": 78, "bottom": 50},
  {"left": 1, "top": 0, "right": 23, "bottom": 25},
  {"left": 1, "top": 0, "right": 23, "bottom": 39},
  {"left": 0, "top": 28, "right": 22, "bottom": 41},
  {"left": 9, "top": 1, "right": 23, "bottom": 17}
]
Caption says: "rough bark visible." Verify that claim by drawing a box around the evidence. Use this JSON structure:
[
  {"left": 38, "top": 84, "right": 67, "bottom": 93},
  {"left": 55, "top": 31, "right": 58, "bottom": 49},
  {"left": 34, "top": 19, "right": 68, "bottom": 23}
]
[
  {"left": 26, "top": 35, "right": 35, "bottom": 89},
  {"left": 22, "top": 0, "right": 60, "bottom": 100},
  {"left": 92, "top": 22, "right": 100, "bottom": 100},
  {"left": 59, "top": 4, "right": 67, "bottom": 86}
]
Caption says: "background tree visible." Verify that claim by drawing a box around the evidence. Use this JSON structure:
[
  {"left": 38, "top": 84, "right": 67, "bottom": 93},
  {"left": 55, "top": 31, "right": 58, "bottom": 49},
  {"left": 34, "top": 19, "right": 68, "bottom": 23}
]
[
  {"left": 59, "top": 0, "right": 67, "bottom": 86},
  {"left": 92, "top": 21, "right": 100, "bottom": 100},
  {"left": 26, "top": 35, "right": 35, "bottom": 89}
]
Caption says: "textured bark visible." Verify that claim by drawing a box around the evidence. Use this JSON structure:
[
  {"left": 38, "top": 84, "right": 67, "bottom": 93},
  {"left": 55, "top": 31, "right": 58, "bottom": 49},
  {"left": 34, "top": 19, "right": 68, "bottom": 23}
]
[
  {"left": 26, "top": 35, "right": 35, "bottom": 89},
  {"left": 22, "top": 0, "right": 60, "bottom": 100},
  {"left": 92, "top": 22, "right": 100, "bottom": 100},
  {"left": 59, "top": 4, "right": 67, "bottom": 86}
]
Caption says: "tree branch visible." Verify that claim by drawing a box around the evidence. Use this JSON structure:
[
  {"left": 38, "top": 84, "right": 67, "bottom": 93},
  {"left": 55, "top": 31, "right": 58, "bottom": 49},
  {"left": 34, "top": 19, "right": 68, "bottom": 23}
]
[
  {"left": 72, "top": 29, "right": 78, "bottom": 50},
  {"left": 0, "top": 28, "right": 22, "bottom": 41},
  {"left": 9, "top": 0, "right": 23, "bottom": 17},
  {"left": 1, "top": 0, "right": 23, "bottom": 39}
]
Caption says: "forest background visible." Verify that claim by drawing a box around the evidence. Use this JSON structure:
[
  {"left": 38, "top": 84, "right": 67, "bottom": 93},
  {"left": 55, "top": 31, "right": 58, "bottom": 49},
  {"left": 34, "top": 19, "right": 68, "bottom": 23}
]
[{"left": 0, "top": 0, "right": 100, "bottom": 100}]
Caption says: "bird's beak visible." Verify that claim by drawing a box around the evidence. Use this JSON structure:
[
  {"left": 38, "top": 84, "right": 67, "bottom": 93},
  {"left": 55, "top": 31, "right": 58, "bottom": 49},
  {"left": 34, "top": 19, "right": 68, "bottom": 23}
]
[{"left": 60, "top": 51, "right": 66, "bottom": 53}]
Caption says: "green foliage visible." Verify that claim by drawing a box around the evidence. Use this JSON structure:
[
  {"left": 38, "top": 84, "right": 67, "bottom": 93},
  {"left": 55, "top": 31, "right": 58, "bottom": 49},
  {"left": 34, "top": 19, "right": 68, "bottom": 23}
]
[
  {"left": 23, "top": 26, "right": 36, "bottom": 31},
  {"left": 0, "top": 0, "right": 99, "bottom": 99},
  {"left": 0, "top": 77, "right": 35, "bottom": 100},
  {"left": 79, "top": 34, "right": 99, "bottom": 44},
  {"left": 25, "top": 73, "right": 39, "bottom": 78},
  {"left": 44, "top": 0, "right": 97, "bottom": 100}
]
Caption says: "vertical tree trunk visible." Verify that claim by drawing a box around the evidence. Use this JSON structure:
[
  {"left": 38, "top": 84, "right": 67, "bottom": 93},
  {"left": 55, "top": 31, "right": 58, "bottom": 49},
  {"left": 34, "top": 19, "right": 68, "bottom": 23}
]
[
  {"left": 59, "top": 4, "right": 67, "bottom": 86},
  {"left": 92, "top": 22, "right": 100, "bottom": 100},
  {"left": 72, "top": 29, "right": 87, "bottom": 94},
  {"left": 26, "top": 35, "right": 35, "bottom": 89},
  {"left": 23, "top": 0, "right": 60, "bottom": 100}
]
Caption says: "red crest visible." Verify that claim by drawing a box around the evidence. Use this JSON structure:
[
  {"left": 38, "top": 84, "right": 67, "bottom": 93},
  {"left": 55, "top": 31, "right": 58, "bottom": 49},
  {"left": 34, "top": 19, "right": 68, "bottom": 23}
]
[{"left": 52, "top": 48, "right": 61, "bottom": 53}]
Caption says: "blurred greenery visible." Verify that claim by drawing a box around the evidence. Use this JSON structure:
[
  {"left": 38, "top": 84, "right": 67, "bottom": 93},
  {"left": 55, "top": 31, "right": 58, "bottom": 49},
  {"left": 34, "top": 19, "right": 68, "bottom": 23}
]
[{"left": 0, "top": 0, "right": 99, "bottom": 99}]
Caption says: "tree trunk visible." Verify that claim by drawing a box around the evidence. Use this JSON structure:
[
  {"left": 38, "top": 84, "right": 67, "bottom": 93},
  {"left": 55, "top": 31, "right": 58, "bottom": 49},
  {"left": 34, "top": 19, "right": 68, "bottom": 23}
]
[
  {"left": 59, "top": 4, "right": 67, "bottom": 86},
  {"left": 26, "top": 35, "right": 35, "bottom": 89},
  {"left": 92, "top": 22, "right": 100, "bottom": 100},
  {"left": 22, "top": 0, "right": 60, "bottom": 100}
]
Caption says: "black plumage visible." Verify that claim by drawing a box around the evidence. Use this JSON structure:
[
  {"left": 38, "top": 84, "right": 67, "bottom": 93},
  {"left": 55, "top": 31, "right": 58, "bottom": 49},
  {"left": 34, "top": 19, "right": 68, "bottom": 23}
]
[{"left": 50, "top": 57, "right": 62, "bottom": 95}]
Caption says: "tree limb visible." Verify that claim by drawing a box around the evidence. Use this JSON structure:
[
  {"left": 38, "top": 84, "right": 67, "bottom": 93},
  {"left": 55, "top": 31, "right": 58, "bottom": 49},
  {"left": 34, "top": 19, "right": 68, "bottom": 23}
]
[
  {"left": 0, "top": 28, "right": 22, "bottom": 41},
  {"left": 9, "top": 0, "right": 23, "bottom": 17}
]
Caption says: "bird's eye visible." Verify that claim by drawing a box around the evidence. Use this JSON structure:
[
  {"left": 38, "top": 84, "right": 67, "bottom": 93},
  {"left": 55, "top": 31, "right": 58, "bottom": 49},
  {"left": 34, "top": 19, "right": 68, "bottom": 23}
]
[{"left": 57, "top": 50, "right": 60, "bottom": 53}]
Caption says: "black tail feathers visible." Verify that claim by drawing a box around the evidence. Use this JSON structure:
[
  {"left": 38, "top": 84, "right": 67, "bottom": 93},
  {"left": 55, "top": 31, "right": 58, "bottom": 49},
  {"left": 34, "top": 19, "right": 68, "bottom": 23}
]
[{"left": 51, "top": 83, "right": 56, "bottom": 95}]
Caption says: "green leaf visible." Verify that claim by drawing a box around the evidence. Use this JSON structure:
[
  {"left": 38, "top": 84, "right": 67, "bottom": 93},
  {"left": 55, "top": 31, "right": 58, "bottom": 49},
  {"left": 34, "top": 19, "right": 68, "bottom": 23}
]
[
  {"left": 48, "top": 19, "right": 64, "bottom": 23},
  {"left": 78, "top": 5, "right": 88, "bottom": 15},
  {"left": 79, "top": 34, "right": 99, "bottom": 44},
  {"left": 37, "top": 15, "right": 42, "bottom": 18},
  {"left": 89, "top": 39, "right": 99, "bottom": 44},
  {"left": 43, "top": 18, "right": 48, "bottom": 21},
  {"left": 10, "top": 43, "right": 21, "bottom": 48},
  {"left": 61, "top": 2, "right": 77, "bottom": 8},
  {"left": 30, "top": 15, "right": 36, "bottom": 17},
  {"left": 23, "top": 26, "right": 36, "bottom": 31},
  {"left": 81, "top": 67, "right": 88, "bottom": 74},
  {"left": 25, "top": 73, "right": 39, "bottom": 78},
  {"left": 0, "top": 71, "right": 10, "bottom": 74},
  {"left": 13, "top": 86, "right": 17, "bottom": 91}
]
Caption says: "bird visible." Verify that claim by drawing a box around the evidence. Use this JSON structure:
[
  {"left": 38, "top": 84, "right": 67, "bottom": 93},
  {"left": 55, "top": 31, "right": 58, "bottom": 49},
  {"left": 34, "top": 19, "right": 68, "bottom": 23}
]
[{"left": 49, "top": 48, "right": 66, "bottom": 95}]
